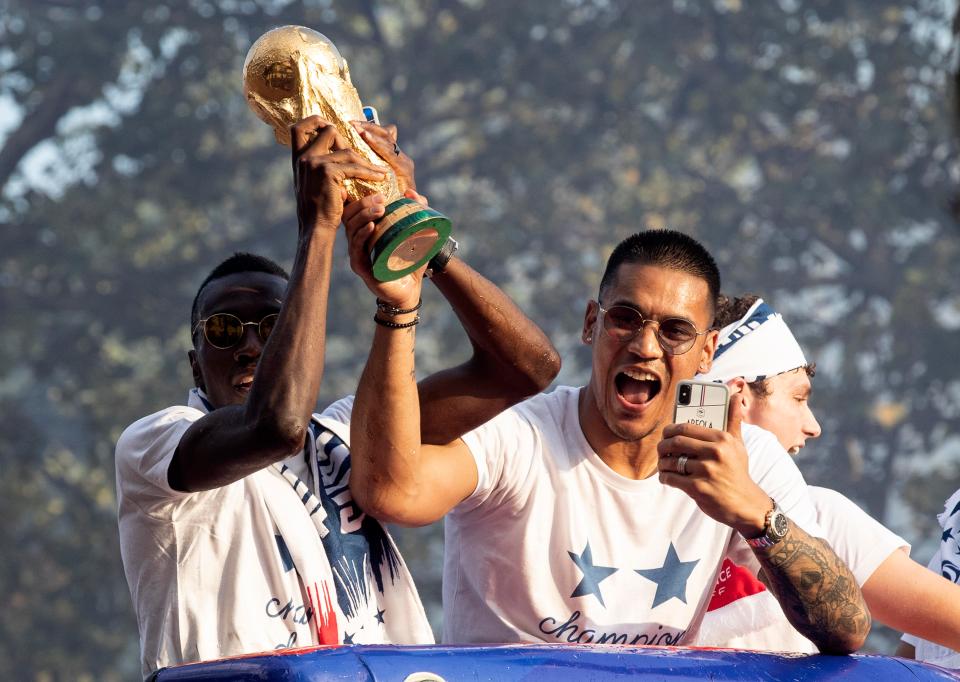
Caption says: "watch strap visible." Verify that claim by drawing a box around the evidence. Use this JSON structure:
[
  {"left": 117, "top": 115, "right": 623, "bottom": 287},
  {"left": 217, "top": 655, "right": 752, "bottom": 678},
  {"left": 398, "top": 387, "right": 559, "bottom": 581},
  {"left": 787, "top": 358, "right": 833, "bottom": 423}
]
[
  {"left": 425, "top": 236, "right": 458, "bottom": 278},
  {"left": 745, "top": 498, "right": 785, "bottom": 549}
]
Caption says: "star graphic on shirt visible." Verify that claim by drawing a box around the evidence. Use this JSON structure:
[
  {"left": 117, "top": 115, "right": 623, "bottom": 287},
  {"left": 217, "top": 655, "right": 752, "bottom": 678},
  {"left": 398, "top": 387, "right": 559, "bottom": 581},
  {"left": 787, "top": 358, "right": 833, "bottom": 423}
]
[
  {"left": 568, "top": 541, "right": 618, "bottom": 607},
  {"left": 374, "top": 608, "right": 385, "bottom": 624},
  {"left": 635, "top": 542, "right": 700, "bottom": 609},
  {"left": 343, "top": 631, "right": 355, "bottom": 645},
  {"left": 944, "top": 527, "right": 954, "bottom": 544}
]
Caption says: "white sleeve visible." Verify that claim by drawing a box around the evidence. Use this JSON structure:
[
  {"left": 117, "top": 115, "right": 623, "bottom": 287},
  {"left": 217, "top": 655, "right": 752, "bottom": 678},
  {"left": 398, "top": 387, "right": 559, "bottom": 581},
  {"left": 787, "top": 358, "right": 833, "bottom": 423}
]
[
  {"left": 319, "top": 394, "right": 355, "bottom": 427},
  {"left": 901, "top": 632, "right": 921, "bottom": 648},
  {"left": 457, "top": 405, "right": 539, "bottom": 513},
  {"left": 809, "top": 486, "right": 909, "bottom": 586},
  {"left": 741, "top": 424, "right": 823, "bottom": 539},
  {"left": 114, "top": 406, "right": 204, "bottom": 506}
]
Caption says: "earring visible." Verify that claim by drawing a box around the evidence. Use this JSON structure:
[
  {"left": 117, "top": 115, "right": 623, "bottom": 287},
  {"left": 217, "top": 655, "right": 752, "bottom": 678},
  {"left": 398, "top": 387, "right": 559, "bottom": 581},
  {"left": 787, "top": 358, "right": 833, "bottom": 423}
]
[{"left": 585, "top": 333, "right": 593, "bottom": 343}]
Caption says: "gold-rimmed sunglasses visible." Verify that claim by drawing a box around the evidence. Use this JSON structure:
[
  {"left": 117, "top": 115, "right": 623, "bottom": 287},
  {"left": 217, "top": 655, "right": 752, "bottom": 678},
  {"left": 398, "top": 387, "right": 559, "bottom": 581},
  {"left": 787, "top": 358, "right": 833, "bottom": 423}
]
[
  {"left": 597, "top": 303, "right": 711, "bottom": 355},
  {"left": 193, "top": 313, "right": 279, "bottom": 350}
]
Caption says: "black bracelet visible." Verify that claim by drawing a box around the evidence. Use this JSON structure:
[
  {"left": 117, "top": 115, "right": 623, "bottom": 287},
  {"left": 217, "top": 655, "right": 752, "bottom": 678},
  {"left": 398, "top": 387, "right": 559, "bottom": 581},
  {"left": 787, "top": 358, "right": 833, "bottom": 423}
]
[
  {"left": 425, "top": 236, "right": 458, "bottom": 279},
  {"left": 374, "top": 313, "right": 420, "bottom": 328},
  {"left": 376, "top": 298, "right": 422, "bottom": 316}
]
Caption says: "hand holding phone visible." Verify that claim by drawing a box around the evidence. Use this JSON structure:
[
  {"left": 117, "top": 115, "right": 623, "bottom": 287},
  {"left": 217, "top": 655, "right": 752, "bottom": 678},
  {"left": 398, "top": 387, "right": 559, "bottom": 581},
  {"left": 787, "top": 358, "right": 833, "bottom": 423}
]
[{"left": 662, "top": 381, "right": 772, "bottom": 536}]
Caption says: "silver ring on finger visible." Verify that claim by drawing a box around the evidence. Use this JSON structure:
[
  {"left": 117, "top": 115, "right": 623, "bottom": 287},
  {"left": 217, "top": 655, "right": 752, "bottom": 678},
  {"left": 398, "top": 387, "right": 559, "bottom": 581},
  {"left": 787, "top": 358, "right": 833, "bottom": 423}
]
[{"left": 677, "top": 454, "right": 689, "bottom": 476}]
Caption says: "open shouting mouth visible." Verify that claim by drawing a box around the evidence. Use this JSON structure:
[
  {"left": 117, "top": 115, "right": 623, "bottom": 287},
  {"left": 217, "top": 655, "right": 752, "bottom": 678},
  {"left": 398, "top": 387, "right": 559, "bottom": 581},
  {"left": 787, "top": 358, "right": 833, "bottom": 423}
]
[{"left": 615, "top": 368, "right": 662, "bottom": 409}]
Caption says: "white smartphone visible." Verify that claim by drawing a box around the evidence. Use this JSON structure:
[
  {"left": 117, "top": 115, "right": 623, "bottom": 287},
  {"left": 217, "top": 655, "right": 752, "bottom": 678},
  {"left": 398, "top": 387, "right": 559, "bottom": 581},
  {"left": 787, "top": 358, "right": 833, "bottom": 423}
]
[{"left": 673, "top": 380, "right": 729, "bottom": 430}]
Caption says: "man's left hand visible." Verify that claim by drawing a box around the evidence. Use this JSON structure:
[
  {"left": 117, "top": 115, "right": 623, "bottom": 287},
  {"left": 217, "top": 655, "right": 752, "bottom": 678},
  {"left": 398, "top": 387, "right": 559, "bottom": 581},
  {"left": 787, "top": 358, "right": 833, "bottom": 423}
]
[
  {"left": 657, "top": 394, "right": 772, "bottom": 538},
  {"left": 342, "top": 189, "right": 427, "bottom": 309}
]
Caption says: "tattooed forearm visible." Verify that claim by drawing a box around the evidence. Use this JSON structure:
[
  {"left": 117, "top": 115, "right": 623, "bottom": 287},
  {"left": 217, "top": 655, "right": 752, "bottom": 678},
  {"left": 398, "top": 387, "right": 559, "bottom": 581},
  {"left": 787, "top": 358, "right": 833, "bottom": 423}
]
[{"left": 754, "top": 520, "right": 870, "bottom": 654}]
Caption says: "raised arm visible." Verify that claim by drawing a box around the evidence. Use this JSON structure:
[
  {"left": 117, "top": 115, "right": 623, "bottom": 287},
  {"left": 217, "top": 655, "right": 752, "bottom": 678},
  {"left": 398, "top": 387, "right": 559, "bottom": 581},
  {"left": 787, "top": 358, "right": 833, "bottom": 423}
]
[
  {"left": 658, "top": 398, "right": 870, "bottom": 654},
  {"left": 417, "top": 256, "right": 560, "bottom": 443},
  {"left": 168, "top": 118, "right": 388, "bottom": 492},
  {"left": 346, "top": 121, "right": 560, "bottom": 445},
  {"left": 345, "top": 259, "right": 479, "bottom": 526}
]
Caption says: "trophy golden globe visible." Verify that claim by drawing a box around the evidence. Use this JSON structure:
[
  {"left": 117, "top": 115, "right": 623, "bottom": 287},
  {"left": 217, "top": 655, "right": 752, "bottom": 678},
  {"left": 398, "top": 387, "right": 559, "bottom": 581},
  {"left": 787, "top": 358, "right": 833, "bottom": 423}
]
[{"left": 243, "top": 25, "right": 451, "bottom": 281}]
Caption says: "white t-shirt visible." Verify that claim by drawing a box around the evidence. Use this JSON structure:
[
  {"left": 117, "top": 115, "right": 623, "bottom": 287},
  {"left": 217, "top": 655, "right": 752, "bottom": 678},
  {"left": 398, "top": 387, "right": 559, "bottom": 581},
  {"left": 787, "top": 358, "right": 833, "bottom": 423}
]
[
  {"left": 441, "top": 385, "right": 823, "bottom": 645},
  {"left": 693, "top": 485, "right": 908, "bottom": 652},
  {"left": 116, "top": 391, "right": 431, "bottom": 679},
  {"left": 902, "top": 487, "right": 960, "bottom": 668}
]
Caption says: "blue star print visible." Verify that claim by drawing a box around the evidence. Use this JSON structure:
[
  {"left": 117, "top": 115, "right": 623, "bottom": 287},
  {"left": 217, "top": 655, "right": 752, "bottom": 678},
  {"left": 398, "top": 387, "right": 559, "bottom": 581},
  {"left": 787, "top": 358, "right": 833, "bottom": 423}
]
[
  {"left": 374, "top": 608, "right": 385, "bottom": 624},
  {"left": 568, "top": 541, "right": 618, "bottom": 607},
  {"left": 635, "top": 542, "right": 699, "bottom": 609}
]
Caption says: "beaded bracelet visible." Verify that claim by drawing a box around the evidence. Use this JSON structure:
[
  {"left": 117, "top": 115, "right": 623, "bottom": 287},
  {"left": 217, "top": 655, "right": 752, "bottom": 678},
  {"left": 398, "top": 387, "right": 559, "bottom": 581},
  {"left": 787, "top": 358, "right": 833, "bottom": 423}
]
[
  {"left": 376, "top": 298, "right": 422, "bottom": 316},
  {"left": 374, "top": 313, "right": 420, "bottom": 329}
]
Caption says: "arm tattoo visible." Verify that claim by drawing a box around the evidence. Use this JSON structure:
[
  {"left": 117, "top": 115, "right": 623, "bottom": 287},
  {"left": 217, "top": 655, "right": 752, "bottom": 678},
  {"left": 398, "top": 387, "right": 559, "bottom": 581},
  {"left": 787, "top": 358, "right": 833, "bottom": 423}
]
[{"left": 754, "top": 520, "right": 870, "bottom": 654}]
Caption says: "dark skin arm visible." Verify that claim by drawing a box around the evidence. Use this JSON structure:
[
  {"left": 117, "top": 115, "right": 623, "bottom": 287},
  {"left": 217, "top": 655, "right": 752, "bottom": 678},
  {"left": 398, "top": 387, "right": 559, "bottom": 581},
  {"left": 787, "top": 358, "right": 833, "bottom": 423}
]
[
  {"left": 659, "top": 397, "right": 870, "bottom": 654},
  {"left": 344, "top": 121, "right": 560, "bottom": 445},
  {"left": 168, "top": 117, "right": 387, "bottom": 492},
  {"left": 417, "top": 256, "right": 560, "bottom": 443}
]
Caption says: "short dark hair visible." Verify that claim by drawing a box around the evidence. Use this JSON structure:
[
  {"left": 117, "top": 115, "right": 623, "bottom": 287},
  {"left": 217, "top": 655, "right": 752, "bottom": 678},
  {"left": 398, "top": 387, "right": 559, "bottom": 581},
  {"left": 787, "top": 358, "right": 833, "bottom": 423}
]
[
  {"left": 599, "top": 230, "right": 721, "bottom": 317},
  {"left": 714, "top": 292, "right": 815, "bottom": 399},
  {"left": 714, "top": 293, "right": 761, "bottom": 329},
  {"left": 190, "top": 252, "right": 289, "bottom": 335}
]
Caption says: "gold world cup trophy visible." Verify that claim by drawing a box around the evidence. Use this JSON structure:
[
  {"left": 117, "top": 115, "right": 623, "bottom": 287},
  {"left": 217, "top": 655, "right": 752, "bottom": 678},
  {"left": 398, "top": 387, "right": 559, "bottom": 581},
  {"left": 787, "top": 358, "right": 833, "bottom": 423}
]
[{"left": 243, "top": 25, "right": 451, "bottom": 281}]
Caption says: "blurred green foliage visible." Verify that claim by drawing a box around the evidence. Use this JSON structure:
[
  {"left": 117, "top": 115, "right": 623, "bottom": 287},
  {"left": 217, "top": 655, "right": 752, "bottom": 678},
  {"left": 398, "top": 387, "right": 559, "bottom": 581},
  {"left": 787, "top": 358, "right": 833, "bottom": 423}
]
[{"left": 2, "top": 0, "right": 959, "bottom": 677}]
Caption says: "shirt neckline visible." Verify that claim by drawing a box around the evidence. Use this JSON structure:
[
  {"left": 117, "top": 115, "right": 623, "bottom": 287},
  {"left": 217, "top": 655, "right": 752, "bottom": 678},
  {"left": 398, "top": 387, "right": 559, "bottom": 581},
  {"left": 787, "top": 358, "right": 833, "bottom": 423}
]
[{"left": 564, "top": 386, "right": 663, "bottom": 494}]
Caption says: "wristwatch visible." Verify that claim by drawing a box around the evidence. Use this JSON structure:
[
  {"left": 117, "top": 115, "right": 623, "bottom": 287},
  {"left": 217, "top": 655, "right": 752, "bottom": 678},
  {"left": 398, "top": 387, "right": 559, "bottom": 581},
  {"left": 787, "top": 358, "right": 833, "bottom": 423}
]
[
  {"left": 424, "top": 237, "right": 458, "bottom": 278},
  {"left": 745, "top": 499, "right": 789, "bottom": 549}
]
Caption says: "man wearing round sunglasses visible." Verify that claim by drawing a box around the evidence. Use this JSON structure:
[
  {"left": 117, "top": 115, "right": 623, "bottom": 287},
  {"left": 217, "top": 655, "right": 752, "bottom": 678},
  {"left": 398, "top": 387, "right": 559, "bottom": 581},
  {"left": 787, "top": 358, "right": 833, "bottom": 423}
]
[
  {"left": 194, "top": 312, "right": 278, "bottom": 351},
  {"left": 344, "top": 230, "right": 869, "bottom": 652},
  {"left": 115, "top": 116, "right": 560, "bottom": 678}
]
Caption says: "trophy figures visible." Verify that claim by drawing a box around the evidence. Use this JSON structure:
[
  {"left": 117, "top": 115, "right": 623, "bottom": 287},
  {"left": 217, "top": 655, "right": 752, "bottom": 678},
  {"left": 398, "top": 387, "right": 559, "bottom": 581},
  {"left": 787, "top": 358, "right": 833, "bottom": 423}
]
[{"left": 243, "top": 25, "right": 451, "bottom": 281}]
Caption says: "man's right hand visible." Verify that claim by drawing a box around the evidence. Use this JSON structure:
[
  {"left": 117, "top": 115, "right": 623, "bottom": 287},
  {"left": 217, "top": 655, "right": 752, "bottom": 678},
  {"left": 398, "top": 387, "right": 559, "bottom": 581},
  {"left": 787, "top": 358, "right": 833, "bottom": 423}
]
[
  {"left": 291, "top": 116, "right": 387, "bottom": 233},
  {"left": 658, "top": 395, "right": 773, "bottom": 538}
]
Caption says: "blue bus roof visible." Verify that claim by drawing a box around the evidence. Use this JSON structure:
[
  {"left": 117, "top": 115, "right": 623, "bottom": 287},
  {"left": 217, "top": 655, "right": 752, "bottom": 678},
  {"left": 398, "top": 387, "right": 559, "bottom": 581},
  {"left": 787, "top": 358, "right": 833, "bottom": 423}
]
[{"left": 154, "top": 643, "right": 960, "bottom": 681}]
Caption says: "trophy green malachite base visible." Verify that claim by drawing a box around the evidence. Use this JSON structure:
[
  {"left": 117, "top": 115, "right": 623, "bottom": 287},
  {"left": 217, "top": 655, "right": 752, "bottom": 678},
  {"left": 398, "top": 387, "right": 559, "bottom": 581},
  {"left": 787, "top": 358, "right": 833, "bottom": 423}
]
[{"left": 370, "top": 197, "right": 452, "bottom": 282}]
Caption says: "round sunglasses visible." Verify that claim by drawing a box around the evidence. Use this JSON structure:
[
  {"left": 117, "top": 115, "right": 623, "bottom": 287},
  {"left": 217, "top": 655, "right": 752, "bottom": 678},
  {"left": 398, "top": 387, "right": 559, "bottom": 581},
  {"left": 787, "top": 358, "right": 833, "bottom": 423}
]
[
  {"left": 597, "top": 303, "right": 711, "bottom": 355},
  {"left": 193, "top": 312, "right": 279, "bottom": 350}
]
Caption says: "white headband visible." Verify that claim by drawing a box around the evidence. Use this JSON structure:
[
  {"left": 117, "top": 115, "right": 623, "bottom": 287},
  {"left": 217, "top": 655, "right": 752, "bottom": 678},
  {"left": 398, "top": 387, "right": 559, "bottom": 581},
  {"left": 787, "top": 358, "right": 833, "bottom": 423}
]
[{"left": 698, "top": 298, "right": 807, "bottom": 384}]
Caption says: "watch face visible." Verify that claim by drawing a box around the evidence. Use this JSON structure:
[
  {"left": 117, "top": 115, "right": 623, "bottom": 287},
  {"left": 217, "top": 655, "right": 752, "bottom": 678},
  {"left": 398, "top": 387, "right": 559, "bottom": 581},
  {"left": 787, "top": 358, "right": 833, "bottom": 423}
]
[{"left": 771, "top": 510, "right": 789, "bottom": 539}]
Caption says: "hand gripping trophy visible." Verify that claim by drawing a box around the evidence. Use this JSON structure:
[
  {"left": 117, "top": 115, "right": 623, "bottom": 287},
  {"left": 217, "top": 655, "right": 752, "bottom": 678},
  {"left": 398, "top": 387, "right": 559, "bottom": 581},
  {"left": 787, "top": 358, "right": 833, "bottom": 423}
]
[{"left": 243, "top": 25, "right": 451, "bottom": 281}]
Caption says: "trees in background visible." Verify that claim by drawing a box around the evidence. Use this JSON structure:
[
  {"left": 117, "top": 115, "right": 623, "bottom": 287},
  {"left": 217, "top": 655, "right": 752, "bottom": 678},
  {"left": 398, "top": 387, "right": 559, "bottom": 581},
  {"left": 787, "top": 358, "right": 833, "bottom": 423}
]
[{"left": 1, "top": 1, "right": 958, "bottom": 676}]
